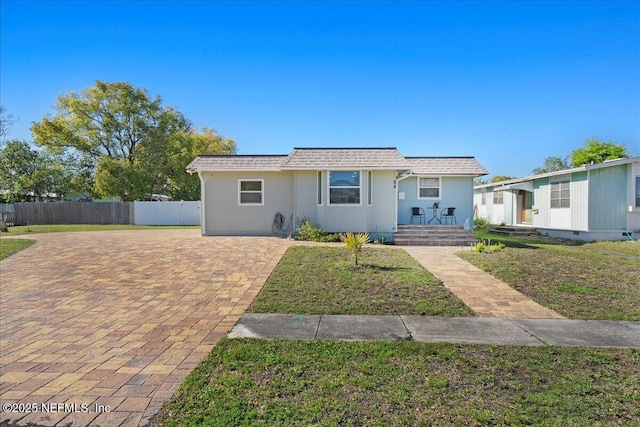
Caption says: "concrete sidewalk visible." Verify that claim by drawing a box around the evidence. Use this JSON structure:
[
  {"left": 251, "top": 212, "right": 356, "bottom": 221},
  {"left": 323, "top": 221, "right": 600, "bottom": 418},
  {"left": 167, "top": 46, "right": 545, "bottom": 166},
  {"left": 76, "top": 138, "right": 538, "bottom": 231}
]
[
  {"left": 404, "top": 246, "right": 566, "bottom": 319},
  {"left": 229, "top": 314, "right": 640, "bottom": 348}
]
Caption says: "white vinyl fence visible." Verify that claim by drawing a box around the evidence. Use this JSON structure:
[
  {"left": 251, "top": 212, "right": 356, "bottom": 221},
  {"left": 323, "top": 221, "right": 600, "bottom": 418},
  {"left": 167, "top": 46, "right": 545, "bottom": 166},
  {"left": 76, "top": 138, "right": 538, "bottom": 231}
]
[{"left": 133, "top": 201, "right": 201, "bottom": 225}]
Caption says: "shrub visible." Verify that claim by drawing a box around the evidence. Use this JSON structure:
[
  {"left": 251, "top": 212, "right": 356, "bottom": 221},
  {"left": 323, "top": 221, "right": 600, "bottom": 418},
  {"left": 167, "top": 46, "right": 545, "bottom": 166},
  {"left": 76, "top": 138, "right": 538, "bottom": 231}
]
[
  {"left": 340, "top": 232, "right": 371, "bottom": 265},
  {"left": 295, "top": 219, "right": 340, "bottom": 242},
  {"left": 473, "top": 217, "right": 490, "bottom": 231},
  {"left": 475, "top": 240, "right": 505, "bottom": 253}
]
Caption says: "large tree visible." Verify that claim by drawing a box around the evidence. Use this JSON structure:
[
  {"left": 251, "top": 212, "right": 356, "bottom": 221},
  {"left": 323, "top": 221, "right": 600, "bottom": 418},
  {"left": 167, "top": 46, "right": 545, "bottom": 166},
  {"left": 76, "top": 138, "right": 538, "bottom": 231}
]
[
  {"left": 0, "top": 140, "right": 72, "bottom": 202},
  {"left": 31, "top": 81, "right": 205, "bottom": 201},
  {"left": 165, "top": 127, "right": 236, "bottom": 200},
  {"left": 531, "top": 156, "right": 571, "bottom": 175},
  {"left": 0, "top": 106, "right": 16, "bottom": 143},
  {"left": 570, "top": 138, "right": 628, "bottom": 167}
]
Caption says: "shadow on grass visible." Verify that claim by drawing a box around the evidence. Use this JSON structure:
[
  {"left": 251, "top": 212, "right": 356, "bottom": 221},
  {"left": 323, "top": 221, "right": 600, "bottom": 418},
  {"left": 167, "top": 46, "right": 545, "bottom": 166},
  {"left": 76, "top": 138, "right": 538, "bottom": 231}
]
[{"left": 353, "top": 264, "right": 412, "bottom": 272}]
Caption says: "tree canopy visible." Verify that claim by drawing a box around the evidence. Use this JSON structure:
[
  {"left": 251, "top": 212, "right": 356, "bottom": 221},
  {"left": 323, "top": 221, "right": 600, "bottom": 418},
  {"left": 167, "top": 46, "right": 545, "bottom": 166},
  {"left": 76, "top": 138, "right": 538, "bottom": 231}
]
[
  {"left": 0, "top": 106, "right": 15, "bottom": 143},
  {"left": 490, "top": 175, "right": 514, "bottom": 183},
  {"left": 0, "top": 140, "right": 72, "bottom": 202},
  {"left": 529, "top": 138, "right": 629, "bottom": 176},
  {"left": 531, "top": 156, "right": 571, "bottom": 175},
  {"left": 570, "top": 138, "right": 628, "bottom": 167},
  {"left": 31, "top": 81, "right": 235, "bottom": 201}
]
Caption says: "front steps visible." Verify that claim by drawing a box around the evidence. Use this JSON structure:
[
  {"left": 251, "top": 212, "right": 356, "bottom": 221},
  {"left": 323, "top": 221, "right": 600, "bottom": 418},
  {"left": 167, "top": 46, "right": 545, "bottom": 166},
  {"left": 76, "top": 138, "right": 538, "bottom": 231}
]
[
  {"left": 393, "top": 225, "right": 478, "bottom": 246},
  {"left": 490, "top": 226, "right": 538, "bottom": 237}
]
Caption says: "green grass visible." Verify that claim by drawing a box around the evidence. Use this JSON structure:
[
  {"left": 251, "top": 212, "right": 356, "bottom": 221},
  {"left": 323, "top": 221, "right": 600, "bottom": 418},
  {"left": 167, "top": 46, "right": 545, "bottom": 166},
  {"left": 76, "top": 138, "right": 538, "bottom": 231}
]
[
  {"left": 459, "top": 233, "right": 640, "bottom": 320},
  {"left": 0, "top": 238, "right": 36, "bottom": 260},
  {"left": 153, "top": 338, "right": 640, "bottom": 427},
  {"left": 0, "top": 224, "right": 199, "bottom": 236},
  {"left": 248, "top": 246, "right": 473, "bottom": 316},
  {"left": 582, "top": 240, "right": 640, "bottom": 257}
]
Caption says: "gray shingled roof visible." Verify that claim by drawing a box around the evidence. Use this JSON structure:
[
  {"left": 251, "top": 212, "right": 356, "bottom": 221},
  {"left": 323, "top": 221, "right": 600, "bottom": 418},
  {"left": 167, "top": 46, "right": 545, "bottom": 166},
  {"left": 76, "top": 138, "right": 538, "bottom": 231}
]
[
  {"left": 186, "top": 155, "right": 287, "bottom": 172},
  {"left": 405, "top": 157, "right": 488, "bottom": 176},
  {"left": 186, "top": 150, "right": 488, "bottom": 176},
  {"left": 280, "top": 148, "right": 411, "bottom": 169}
]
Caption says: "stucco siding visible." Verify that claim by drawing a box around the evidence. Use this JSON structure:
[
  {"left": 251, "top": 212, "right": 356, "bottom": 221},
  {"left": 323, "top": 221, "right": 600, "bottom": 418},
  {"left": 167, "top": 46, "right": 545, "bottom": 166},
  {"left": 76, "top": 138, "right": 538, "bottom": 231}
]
[
  {"left": 398, "top": 176, "right": 474, "bottom": 225},
  {"left": 589, "top": 165, "right": 627, "bottom": 231},
  {"left": 202, "top": 171, "right": 294, "bottom": 235},
  {"left": 317, "top": 170, "right": 396, "bottom": 233},
  {"left": 293, "top": 170, "right": 318, "bottom": 225}
]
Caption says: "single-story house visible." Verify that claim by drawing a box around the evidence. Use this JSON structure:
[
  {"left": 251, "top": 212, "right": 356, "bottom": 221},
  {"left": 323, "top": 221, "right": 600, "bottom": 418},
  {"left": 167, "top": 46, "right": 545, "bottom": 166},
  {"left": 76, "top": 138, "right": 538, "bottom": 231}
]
[
  {"left": 187, "top": 147, "right": 488, "bottom": 238},
  {"left": 474, "top": 156, "right": 640, "bottom": 241}
]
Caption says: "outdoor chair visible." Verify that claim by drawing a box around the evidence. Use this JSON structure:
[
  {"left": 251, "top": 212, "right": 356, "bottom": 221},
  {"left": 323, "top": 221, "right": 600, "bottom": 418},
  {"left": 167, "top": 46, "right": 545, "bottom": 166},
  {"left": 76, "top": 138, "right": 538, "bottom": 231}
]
[
  {"left": 440, "top": 207, "right": 456, "bottom": 224},
  {"left": 410, "top": 207, "right": 425, "bottom": 224}
]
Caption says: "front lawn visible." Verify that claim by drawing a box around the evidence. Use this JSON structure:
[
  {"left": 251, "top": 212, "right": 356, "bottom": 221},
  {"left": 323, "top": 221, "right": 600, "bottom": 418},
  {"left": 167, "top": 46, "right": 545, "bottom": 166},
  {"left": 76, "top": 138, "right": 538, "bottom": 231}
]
[
  {"left": 153, "top": 338, "right": 640, "bottom": 427},
  {"left": 0, "top": 238, "right": 36, "bottom": 260},
  {"left": 582, "top": 240, "right": 640, "bottom": 257},
  {"left": 248, "top": 246, "right": 473, "bottom": 316},
  {"left": 458, "top": 235, "right": 640, "bottom": 320}
]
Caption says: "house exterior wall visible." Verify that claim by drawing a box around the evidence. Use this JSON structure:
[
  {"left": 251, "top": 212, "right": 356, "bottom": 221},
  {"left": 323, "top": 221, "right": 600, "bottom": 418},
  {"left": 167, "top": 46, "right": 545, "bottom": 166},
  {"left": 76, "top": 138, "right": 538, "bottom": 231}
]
[
  {"left": 503, "top": 190, "right": 515, "bottom": 226},
  {"left": 628, "top": 162, "right": 640, "bottom": 231},
  {"left": 398, "top": 176, "right": 474, "bottom": 225},
  {"left": 201, "top": 169, "right": 398, "bottom": 236},
  {"left": 588, "top": 165, "right": 627, "bottom": 231},
  {"left": 293, "top": 170, "right": 318, "bottom": 226},
  {"left": 201, "top": 171, "right": 294, "bottom": 235},
  {"left": 473, "top": 188, "right": 487, "bottom": 219},
  {"left": 570, "top": 171, "right": 589, "bottom": 231},
  {"left": 315, "top": 169, "right": 396, "bottom": 235}
]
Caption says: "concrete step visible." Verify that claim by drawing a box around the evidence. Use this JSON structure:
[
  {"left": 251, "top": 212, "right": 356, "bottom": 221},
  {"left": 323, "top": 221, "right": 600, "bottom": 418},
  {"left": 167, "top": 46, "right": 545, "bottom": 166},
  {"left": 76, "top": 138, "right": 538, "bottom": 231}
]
[
  {"left": 393, "top": 225, "right": 478, "bottom": 246},
  {"left": 394, "top": 238, "right": 478, "bottom": 247}
]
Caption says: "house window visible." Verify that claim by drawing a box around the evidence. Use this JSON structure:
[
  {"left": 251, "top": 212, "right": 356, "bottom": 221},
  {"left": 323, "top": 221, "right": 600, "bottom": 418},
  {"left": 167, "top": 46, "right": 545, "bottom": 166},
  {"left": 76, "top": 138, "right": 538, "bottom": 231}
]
[
  {"left": 329, "top": 171, "right": 360, "bottom": 205},
  {"left": 493, "top": 190, "right": 503, "bottom": 205},
  {"left": 550, "top": 179, "right": 570, "bottom": 208},
  {"left": 418, "top": 177, "right": 440, "bottom": 199},
  {"left": 481, "top": 189, "right": 486, "bottom": 205},
  {"left": 238, "top": 179, "right": 264, "bottom": 205},
  {"left": 367, "top": 171, "right": 372, "bottom": 205},
  {"left": 635, "top": 176, "right": 640, "bottom": 208},
  {"left": 317, "top": 171, "right": 322, "bottom": 205}
]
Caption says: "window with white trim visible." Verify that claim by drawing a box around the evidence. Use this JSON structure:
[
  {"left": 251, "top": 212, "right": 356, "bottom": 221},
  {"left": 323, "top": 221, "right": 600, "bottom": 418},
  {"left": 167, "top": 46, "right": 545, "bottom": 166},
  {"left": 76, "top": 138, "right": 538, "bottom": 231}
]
[
  {"left": 238, "top": 179, "right": 264, "bottom": 205},
  {"left": 493, "top": 190, "right": 503, "bottom": 205},
  {"left": 635, "top": 176, "right": 640, "bottom": 208},
  {"left": 329, "top": 171, "right": 360, "bottom": 205},
  {"left": 418, "top": 177, "right": 440, "bottom": 199},
  {"left": 550, "top": 179, "right": 570, "bottom": 208},
  {"left": 481, "top": 189, "right": 486, "bottom": 205}
]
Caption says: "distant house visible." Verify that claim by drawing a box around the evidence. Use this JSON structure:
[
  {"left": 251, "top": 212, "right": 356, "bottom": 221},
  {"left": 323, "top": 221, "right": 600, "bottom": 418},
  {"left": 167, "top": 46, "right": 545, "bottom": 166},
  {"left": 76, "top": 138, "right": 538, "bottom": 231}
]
[
  {"left": 474, "top": 157, "right": 640, "bottom": 241},
  {"left": 187, "top": 147, "right": 487, "bottom": 238}
]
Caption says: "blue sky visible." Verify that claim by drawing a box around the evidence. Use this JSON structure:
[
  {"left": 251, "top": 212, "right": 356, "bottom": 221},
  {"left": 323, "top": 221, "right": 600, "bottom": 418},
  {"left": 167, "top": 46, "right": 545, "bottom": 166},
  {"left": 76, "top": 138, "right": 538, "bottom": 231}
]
[{"left": 1, "top": 0, "right": 639, "bottom": 178}]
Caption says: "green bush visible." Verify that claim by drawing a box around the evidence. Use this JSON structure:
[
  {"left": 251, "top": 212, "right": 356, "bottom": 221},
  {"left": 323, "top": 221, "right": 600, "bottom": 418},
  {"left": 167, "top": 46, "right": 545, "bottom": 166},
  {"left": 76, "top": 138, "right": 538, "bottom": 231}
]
[
  {"left": 475, "top": 240, "right": 505, "bottom": 253},
  {"left": 295, "top": 219, "right": 340, "bottom": 242},
  {"left": 473, "top": 217, "right": 490, "bottom": 231}
]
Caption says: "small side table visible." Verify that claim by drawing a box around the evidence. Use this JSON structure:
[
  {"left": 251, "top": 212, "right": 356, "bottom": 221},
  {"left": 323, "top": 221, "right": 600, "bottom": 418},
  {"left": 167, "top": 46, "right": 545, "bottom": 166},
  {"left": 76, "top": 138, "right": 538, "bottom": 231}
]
[{"left": 428, "top": 205, "right": 441, "bottom": 224}]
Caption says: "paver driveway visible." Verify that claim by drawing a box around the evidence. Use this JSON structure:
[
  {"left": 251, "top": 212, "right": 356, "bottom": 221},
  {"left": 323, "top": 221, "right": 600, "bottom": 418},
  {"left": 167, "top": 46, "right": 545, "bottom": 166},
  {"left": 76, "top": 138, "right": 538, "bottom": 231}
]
[{"left": 0, "top": 230, "right": 290, "bottom": 427}]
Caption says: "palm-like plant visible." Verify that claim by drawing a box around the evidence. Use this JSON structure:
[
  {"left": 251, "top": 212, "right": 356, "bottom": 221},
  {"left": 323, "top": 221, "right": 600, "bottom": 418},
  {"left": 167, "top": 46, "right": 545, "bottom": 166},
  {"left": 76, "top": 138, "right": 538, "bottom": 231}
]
[{"left": 340, "top": 232, "right": 370, "bottom": 266}]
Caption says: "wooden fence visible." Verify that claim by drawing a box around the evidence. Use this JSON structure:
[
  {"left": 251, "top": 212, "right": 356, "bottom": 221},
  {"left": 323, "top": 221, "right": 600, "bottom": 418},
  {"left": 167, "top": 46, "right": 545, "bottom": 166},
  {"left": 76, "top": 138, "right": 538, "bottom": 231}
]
[{"left": 1, "top": 202, "right": 133, "bottom": 225}]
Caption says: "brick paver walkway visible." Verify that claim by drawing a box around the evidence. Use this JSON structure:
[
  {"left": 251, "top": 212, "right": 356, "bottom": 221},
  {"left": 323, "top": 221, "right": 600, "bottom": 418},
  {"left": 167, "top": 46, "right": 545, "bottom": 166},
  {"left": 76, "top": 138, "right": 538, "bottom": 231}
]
[
  {"left": 0, "top": 230, "right": 290, "bottom": 427},
  {"left": 405, "top": 246, "right": 565, "bottom": 319}
]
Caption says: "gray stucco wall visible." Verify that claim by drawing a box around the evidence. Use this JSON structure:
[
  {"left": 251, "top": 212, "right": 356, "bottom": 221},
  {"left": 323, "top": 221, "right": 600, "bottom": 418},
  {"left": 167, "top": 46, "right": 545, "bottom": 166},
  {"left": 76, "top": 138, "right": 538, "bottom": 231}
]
[
  {"left": 314, "top": 169, "right": 397, "bottom": 235},
  {"left": 397, "top": 176, "right": 474, "bottom": 225},
  {"left": 201, "top": 171, "right": 294, "bottom": 235}
]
